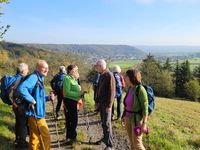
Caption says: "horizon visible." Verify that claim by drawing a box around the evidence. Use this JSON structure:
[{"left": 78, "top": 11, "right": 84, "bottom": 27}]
[{"left": 1, "top": 0, "right": 200, "bottom": 45}]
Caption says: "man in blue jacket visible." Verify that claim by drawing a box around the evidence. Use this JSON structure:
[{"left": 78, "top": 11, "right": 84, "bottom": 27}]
[{"left": 18, "top": 60, "right": 54, "bottom": 150}]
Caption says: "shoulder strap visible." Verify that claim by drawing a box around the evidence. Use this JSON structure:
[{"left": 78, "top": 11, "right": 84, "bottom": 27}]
[
  {"left": 8, "top": 77, "right": 24, "bottom": 104},
  {"left": 31, "top": 74, "right": 43, "bottom": 96},
  {"left": 135, "top": 84, "right": 142, "bottom": 106}
]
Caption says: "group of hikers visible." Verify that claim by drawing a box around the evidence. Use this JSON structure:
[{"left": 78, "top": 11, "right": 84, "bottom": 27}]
[{"left": 1, "top": 58, "right": 150, "bottom": 150}]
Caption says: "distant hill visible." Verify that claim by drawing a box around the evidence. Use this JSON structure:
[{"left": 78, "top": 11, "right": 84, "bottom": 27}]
[
  {"left": 0, "top": 42, "right": 90, "bottom": 81},
  {"left": 24, "top": 44, "right": 147, "bottom": 61},
  {"left": 136, "top": 45, "right": 200, "bottom": 62},
  {"left": 137, "top": 45, "right": 200, "bottom": 54}
]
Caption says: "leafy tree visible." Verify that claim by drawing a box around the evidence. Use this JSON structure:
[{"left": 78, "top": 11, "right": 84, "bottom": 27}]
[
  {"left": 193, "top": 65, "right": 200, "bottom": 83},
  {"left": 140, "top": 54, "right": 161, "bottom": 95},
  {"left": 0, "top": 49, "right": 9, "bottom": 64},
  {"left": 184, "top": 80, "right": 200, "bottom": 101},
  {"left": 0, "top": 42, "right": 90, "bottom": 84},
  {"left": 0, "top": 0, "right": 10, "bottom": 39},
  {"left": 154, "top": 70, "right": 174, "bottom": 97}
]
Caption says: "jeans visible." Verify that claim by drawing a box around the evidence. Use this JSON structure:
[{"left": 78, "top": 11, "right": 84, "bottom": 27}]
[
  {"left": 112, "top": 94, "right": 122, "bottom": 118},
  {"left": 99, "top": 103, "right": 113, "bottom": 147}
]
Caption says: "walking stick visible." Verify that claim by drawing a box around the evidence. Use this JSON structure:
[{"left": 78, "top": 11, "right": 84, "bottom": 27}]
[
  {"left": 51, "top": 100, "right": 61, "bottom": 149},
  {"left": 81, "top": 91, "right": 92, "bottom": 143},
  {"left": 32, "top": 106, "right": 46, "bottom": 150}
]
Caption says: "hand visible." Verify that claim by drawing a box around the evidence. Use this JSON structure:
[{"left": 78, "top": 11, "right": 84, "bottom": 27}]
[
  {"left": 30, "top": 100, "right": 36, "bottom": 109},
  {"left": 30, "top": 103, "right": 35, "bottom": 110},
  {"left": 106, "top": 106, "right": 112, "bottom": 113},
  {"left": 141, "top": 122, "right": 147, "bottom": 133},
  {"left": 49, "top": 92, "right": 55, "bottom": 101}
]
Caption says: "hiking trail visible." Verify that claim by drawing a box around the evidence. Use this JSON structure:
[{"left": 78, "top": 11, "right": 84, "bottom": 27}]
[{"left": 46, "top": 101, "right": 130, "bottom": 150}]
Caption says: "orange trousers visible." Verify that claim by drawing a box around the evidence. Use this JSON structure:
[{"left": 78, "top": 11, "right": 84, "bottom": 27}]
[{"left": 28, "top": 116, "right": 51, "bottom": 150}]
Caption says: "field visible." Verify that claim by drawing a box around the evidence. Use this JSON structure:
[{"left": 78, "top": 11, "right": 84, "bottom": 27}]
[
  {"left": 108, "top": 59, "right": 142, "bottom": 69},
  {"left": 108, "top": 57, "right": 200, "bottom": 71}
]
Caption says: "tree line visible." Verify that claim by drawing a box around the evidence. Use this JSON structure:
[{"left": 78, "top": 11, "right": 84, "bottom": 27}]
[{"left": 140, "top": 54, "right": 200, "bottom": 102}]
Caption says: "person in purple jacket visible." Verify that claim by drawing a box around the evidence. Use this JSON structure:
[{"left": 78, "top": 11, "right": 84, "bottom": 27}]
[{"left": 122, "top": 69, "right": 148, "bottom": 150}]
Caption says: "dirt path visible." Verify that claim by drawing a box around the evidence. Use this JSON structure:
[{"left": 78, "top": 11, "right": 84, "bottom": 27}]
[{"left": 46, "top": 101, "right": 130, "bottom": 150}]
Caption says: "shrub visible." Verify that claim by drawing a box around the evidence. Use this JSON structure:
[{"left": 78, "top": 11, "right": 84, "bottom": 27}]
[{"left": 184, "top": 80, "right": 200, "bottom": 101}]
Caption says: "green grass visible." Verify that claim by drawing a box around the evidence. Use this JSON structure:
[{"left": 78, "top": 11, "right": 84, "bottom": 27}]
[
  {"left": 108, "top": 58, "right": 200, "bottom": 71},
  {"left": 108, "top": 59, "right": 142, "bottom": 69},
  {"left": 147, "top": 97, "right": 200, "bottom": 150},
  {"left": 0, "top": 101, "right": 16, "bottom": 150},
  {"left": 1, "top": 89, "right": 200, "bottom": 150},
  {"left": 83, "top": 94, "right": 200, "bottom": 150}
]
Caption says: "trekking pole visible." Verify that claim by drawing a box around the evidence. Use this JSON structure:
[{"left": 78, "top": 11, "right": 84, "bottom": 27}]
[
  {"left": 145, "top": 128, "right": 150, "bottom": 150},
  {"left": 51, "top": 100, "right": 61, "bottom": 150},
  {"left": 32, "top": 105, "right": 46, "bottom": 150},
  {"left": 81, "top": 91, "right": 92, "bottom": 143}
]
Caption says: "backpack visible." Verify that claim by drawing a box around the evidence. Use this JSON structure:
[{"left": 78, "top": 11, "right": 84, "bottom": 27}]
[
  {"left": 0, "top": 75, "right": 22, "bottom": 105},
  {"left": 120, "top": 74, "right": 125, "bottom": 89},
  {"left": 113, "top": 72, "right": 123, "bottom": 97},
  {"left": 51, "top": 73, "right": 65, "bottom": 93},
  {"left": 12, "top": 73, "right": 41, "bottom": 107},
  {"left": 136, "top": 85, "right": 155, "bottom": 115}
]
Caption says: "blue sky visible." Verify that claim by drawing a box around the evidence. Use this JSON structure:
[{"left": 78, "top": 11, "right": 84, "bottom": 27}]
[{"left": 1, "top": 0, "right": 200, "bottom": 45}]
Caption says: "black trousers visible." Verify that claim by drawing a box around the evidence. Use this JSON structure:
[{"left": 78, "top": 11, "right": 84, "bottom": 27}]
[
  {"left": 14, "top": 104, "right": 28, "bottom": 143},
  {"left": 64, "top": 98, "right": 78, "bottom": 140},
  {"left": 56, "top": 92, "right": 63, "bottom": 117}
]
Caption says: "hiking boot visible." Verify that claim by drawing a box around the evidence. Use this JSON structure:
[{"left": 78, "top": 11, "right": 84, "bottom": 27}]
[
  {"left": 71, "top": 139, "right": 81, "bottom": 145},
  {"left": 16, "top": 140, "right": 28, "bottom": 148},
  {"left": 56, "top": 116, "right": 62, "bottom": 120},
  {"left": 117, "top": 116, "right": 121, "bottom": 121},
  {"left": 95, "top": 138, "right": 104, "bottom": 145},
  {"left": 104, "top": 146, "right": 113, "bottom": 150},
  {"left": 111, "top": 116, "right": 115, "bottom": 121}
]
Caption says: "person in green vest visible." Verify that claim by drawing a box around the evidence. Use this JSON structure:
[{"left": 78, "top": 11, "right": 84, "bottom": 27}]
[
  {"left": 122, "top": 68, "right": 148, "bottom": 150},
  {"left": 63, "top": 64, "right": 82, "bottom": 144}
]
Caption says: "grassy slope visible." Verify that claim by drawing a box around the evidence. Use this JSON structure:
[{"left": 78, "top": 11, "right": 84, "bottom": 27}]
[
  {"left": 148, "top": 97, "right": 200, "bottom": 150},
  {"left": 85, "top": 90, "right": 200, "bottom": 150},
  {"left": 0, "top": 101, "right": 16, "bottom": 150},
  {"left": 1, "top": 94, "right": 200, "bottom": 150}
]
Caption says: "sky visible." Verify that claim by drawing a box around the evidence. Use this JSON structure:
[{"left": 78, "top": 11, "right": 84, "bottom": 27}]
[{"left": 1, "top": 0, "right": 200, "bottom": 45}]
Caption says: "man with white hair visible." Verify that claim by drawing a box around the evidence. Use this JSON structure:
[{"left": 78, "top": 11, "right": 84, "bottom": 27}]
[
  {"left": 50, "top": 65, "right": 66, "bottom": 119},
  {"left": 95, "top": 59, "right": 116, "bottom": 150},
  {"left": 13, "top": 63, "right": 29, "bottom": 148},
  {"left": 18, "top": 60, "right": 55, "bottom": 150}
]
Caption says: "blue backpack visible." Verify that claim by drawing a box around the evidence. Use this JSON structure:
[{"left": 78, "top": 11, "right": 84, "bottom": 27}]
[
  {"left": 136, "top": 85, "right": 155, "bottom": 115},
  {"left": 113, "top": 72, "right": 123, "bottom": 97},
  {"left": 0, "top": 75, "right": 21, "bottom": 105},
  {"left": 51, "top": 73, "right": 65, "bottom": 92}
]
